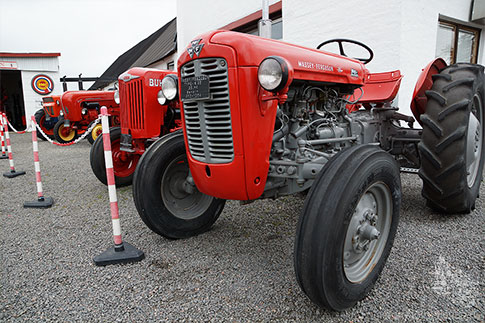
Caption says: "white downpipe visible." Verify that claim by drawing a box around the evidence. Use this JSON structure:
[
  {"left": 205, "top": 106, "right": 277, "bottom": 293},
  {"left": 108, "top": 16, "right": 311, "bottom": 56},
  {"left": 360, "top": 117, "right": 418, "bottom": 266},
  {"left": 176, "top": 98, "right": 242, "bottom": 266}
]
[{"left": 258, "top": 0, "right": 272, "bottom": 39}]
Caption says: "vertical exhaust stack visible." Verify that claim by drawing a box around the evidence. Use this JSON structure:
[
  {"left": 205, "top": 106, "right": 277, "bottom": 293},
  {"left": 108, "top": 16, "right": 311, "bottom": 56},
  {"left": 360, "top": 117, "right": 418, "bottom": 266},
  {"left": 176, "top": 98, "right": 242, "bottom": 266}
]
[{"left": 258, "top": 0, "right": 272, "bottom": 39}]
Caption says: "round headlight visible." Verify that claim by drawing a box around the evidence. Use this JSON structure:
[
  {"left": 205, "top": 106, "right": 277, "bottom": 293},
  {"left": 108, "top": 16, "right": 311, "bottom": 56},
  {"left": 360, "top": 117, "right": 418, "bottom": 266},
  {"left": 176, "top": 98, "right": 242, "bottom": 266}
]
[
  {"left": 161, "top": 75, "right": 178, "bottom": 100},
  {"left": 258, "top": 56, "right": 288, "bottom": 92},
  {"left": 157, "top": 90, "right": 166, "bottom": 105},
  {"left": 114, "top": 90, "right": 120, "bottom": 104}
]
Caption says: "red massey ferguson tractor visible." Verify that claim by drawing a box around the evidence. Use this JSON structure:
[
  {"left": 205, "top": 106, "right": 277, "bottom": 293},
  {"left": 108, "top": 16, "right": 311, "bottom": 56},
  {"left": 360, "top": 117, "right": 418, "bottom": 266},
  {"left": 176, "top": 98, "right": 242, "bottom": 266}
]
[
  {"left": 54, "top": 90, "right": 120, "bottom": 144},
  {"left": 89, "top": 68, "right": 181, "bottom": 186},
  {"left": 132, "top": 31, "right": 485, "bottom": 310},
  {"left": 35, "top": 95, "right": 62, "bottom": 140}
]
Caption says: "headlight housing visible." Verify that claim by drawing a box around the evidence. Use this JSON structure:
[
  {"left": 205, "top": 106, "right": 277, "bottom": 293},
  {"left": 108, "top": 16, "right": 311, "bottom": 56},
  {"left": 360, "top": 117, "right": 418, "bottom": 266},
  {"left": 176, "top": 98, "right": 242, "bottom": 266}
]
[
  {"left": 114, "top": 90, "right": 120, "bottom": 104},
  {"left": 258, "top": 56, "right": 289, "bottom": 92},
  {"left": 161, "top": 75, "right": 178, "bottom": 100},
  {"left": 157, "top": 90, "right": 166, "bottom": 105}
]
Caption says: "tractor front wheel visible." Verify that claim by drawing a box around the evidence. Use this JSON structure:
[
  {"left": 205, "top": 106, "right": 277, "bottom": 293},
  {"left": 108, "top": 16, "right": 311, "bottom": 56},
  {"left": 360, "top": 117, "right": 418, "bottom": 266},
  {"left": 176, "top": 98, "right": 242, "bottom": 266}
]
[
  {"left": 132, "top": 131, "right": 225, "bottom": 239},
  {"left": 53, "top": 119, "right": 77, "bottom": 143},
  {"left": 294, "top": 145, "right": 401, "bottom": 311},
  {"left": 419, "top": 63, "right": 485, "bottom": 213},
  {"left": 87, "top": 121, "right": 103, "bottom": 145},
  {"left": 90, "top": 127, "right": 139, "bottom": 187}
]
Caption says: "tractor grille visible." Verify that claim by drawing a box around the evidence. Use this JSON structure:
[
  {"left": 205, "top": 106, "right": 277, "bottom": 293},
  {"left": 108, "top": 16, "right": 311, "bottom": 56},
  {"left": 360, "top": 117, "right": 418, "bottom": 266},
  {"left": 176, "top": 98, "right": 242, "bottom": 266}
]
[
  {"left": 120, "top": 79, "right": 145, "bottom": 130},
  {"left": 181, "top": 58, "right": 234, "bottom": 164}
]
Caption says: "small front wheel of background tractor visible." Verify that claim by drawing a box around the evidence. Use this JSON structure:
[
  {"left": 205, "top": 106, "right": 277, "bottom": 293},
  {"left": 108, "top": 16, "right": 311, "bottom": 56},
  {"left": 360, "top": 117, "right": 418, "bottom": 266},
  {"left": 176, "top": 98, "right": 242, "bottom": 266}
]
[
  {"left": 90, "top": 127, "right": 139, "bottom": 187},
  {"left": 53, "top": 119, "right": 77, "bottom": 144},
  {"left": 132, "top": 131, "right": 226, "bottom": 239},
  {"left": 419, "top": 63, "right": 485, "bottom": 213},
  {"left": 87, "top": 121, "right": 103, "bottom": 145},
  {"left": 34, "top": 109, "right": 56, "bottom": 141},
  {"left": 294, "top": 145, "right": 401, "bottom": 311}
]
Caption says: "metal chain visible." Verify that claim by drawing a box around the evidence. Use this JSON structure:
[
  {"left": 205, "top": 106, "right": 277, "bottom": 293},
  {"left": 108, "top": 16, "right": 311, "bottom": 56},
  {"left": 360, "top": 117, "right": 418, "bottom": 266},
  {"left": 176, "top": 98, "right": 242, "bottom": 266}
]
[{"left": 34, "top": 115, "right": 102, "bottom": 147}]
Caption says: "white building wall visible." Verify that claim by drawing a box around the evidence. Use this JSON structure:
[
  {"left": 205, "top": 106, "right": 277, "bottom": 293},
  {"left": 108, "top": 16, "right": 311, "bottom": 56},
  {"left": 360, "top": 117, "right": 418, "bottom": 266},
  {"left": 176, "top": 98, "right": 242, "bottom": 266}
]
[
  {"left": 177, "top": 0, "right": 279, "bottom": 54},
  {"left": 146, "top": 52, "right": 178, "bottom": 70}
]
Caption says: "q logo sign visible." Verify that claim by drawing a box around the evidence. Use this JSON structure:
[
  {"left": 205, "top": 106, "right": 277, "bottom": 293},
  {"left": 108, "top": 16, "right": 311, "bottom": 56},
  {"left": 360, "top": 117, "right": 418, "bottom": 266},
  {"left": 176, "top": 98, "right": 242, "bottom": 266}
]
[{"left": 31, "top": 74, "right": 54, "bottom": 95}]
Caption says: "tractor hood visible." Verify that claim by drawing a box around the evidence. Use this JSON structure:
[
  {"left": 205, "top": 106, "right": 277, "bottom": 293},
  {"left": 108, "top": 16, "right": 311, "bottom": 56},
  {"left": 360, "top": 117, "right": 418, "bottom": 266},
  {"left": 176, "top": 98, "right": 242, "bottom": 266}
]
[
  {"left": 60, "top": 90, "right": 117, "bottom": 118},
  {"left": 179, "top": 30, "right": 367, "bottom": 86}
]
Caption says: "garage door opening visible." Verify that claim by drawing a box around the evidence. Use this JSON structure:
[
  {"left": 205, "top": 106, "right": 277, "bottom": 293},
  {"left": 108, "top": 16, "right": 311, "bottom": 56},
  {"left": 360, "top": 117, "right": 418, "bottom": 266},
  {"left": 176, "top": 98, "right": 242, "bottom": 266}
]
[{"left": 0, "top": 70, "right": 26, "bottom": 129}]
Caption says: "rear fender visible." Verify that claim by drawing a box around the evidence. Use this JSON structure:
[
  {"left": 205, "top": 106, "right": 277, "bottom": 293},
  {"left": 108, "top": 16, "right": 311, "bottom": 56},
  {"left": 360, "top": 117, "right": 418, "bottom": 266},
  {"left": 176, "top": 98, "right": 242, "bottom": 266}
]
[{"left": 411, "top": 58, "right": 447, "bottom": 125}]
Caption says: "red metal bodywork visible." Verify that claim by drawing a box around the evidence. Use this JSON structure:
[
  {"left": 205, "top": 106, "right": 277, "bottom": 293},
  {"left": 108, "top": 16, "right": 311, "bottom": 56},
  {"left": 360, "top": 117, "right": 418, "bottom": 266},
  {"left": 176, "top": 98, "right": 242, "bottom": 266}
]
[
  {"left": 41, "top": 95, "right": 62, "bottom": 117},
  {"left": 119, "top": 67, "right": 180, "bottom": 143},
  {"left": 60, "top": 90, "right": 119, "bottom": 122},
  {"left": 178, "top": 31, "right": 367, "bottom": 201},
  {"left": 411, "top": 58, "right": 447, "bottom": 124}
]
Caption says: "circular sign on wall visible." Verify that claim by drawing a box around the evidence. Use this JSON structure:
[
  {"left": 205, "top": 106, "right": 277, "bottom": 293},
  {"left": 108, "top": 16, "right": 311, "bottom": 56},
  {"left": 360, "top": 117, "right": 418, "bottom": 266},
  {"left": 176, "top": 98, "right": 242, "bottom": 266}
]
[{"left": 31, "top": 74, "right": 54, "bottom": 95}]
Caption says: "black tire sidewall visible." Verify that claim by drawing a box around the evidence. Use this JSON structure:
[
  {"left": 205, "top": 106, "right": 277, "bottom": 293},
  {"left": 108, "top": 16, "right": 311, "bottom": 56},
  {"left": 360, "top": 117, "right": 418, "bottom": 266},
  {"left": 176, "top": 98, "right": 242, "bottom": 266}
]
[
  {"left": 53, "top": 119, "right": 77, "bottom": 143},
  {"left": 133, "top": 132, "right": 225, "bottom": 239}
]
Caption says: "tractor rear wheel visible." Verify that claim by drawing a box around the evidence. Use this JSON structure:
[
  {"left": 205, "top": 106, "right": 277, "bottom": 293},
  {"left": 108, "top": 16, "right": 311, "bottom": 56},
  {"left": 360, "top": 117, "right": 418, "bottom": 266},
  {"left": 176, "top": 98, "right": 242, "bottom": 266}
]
[
  {"left": 132, "top": 131, "right": 225, "bottom": 239},
  {"left": 90, "top": 127, "right": 139, "bottom": 187},
  {"left": 419, "top": 63, "right": 485, "bottom": 213},
  {"left": 53, "top": 119, "right": 77, "bottom": 143},
  {"left": 294, "top": 145, "right": 401, "bottom": 311},
  {"left": 34, "top": 109, "right": 56, "bottom": 141},
  {"left": 87, "top": 121, "right": 103, "bottom": 145}
]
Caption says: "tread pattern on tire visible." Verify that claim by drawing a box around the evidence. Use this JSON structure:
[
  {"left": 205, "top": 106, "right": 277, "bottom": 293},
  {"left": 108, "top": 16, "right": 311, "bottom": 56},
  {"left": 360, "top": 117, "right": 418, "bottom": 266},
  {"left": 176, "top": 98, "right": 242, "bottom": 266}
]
[{"left": 419, "top": 63, "right": 485, "bottom": 213}]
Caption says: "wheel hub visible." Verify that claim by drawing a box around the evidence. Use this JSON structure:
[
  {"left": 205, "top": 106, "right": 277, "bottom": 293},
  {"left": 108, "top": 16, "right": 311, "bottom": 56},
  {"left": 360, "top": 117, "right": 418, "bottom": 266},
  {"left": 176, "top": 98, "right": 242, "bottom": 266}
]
[
  {"left": 343, "top": 182, "right": 392, "bottom": 283},
  {"left": 466, "top": 94, "right": 483, "bottom": 188}
]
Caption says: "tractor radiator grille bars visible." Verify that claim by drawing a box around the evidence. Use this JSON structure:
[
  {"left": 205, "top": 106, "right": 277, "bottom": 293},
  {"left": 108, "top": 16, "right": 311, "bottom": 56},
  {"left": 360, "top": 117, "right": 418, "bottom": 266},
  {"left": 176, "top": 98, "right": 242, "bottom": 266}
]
[
  {"left": 120, "top": 79, "right": 145, "bottom": 130},
  {"left": 181, "top": 58, "right": 234, "bottom": 164}
]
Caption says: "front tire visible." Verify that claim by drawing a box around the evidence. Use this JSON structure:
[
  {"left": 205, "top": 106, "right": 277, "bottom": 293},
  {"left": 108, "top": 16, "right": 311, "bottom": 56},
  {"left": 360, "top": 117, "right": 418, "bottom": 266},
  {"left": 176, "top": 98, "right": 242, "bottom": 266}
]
[
  {"left": 419, "top": 63, "right": 485, "bottom": 213},
  {"left": 133, "top": 131, "right": 225, "bottom": 239},
  {"left": 53, "top": 119, "right": 77, "bottom": 143},
  {"left": 294, "top": 145, "right": 401, "bottom": 311},
  {"left": 90, "top": 127, "right": 139, "bottom": 187},
  {"left": 87, "top": 121, "right": 103, "bottom": 145}
]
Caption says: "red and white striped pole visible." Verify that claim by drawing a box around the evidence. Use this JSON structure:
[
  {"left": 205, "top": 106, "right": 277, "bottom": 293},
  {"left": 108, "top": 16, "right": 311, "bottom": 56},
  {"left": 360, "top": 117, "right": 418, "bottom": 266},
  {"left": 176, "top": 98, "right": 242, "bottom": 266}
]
[
  {"left": 2, "top": 113, "right": 25, "bottom": 178},
  {"left": 0, "top": 115, "right": 8, "bottom": 159},
  {"left": 93, "top": 106, "right": 144, "bottom": 266},
  {"left": 24, "top": 116, "right": 54, "bottom": 208}
]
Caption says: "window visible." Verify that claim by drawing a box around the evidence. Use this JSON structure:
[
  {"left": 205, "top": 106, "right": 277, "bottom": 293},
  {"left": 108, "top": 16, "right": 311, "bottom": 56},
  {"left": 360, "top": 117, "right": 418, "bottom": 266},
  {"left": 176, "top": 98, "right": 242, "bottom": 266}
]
[
  {"left": 167, "top": 61, "right": 174, "bottom": 71},
  {"left": 436, "top": 18, "right": 481, "bottom": 64}
]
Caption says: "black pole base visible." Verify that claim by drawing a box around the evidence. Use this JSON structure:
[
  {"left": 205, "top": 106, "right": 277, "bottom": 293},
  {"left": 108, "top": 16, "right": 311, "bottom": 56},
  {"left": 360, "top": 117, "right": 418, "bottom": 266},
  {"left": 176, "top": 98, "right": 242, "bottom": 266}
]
[
  {"left": 0, "top": 155, "right": 8, "bottom": 160},
  {"left": 24, "top": 196, "right": 54, "bottom": 208},
  {"left": 3, "top": 170, "right": 26, "bottom": 178},
  {"left": 93, "top": 242, "right": 144, "bottom": 266}
]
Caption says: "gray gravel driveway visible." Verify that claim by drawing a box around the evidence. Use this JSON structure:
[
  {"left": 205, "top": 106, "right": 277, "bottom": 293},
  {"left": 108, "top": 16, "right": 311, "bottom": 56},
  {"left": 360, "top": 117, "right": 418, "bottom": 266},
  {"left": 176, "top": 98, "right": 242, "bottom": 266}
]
[{"left": 0, "top": 133, "right": 484, "bottom": 322}]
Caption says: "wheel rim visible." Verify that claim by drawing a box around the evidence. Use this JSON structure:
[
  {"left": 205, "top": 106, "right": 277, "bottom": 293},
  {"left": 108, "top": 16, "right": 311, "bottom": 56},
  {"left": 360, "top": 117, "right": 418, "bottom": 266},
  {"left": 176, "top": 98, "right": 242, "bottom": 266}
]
[
  {"left": 59, "top": 125, "right": 75, "bottom": 141},
  {"left": 161, "top": 156, "right": 213, "bottom": 220},
  {"left": 111, "top": 138, "right": 139, "bottom": 178},
  {"left": 343, "top": 182, "right": 392, "bottom": 283},
  {"left": 466, "top": 94, "right": 483, "bottom": 188},
  {"left": 92, "top": 124, "right": 103, "bottom": 141}
]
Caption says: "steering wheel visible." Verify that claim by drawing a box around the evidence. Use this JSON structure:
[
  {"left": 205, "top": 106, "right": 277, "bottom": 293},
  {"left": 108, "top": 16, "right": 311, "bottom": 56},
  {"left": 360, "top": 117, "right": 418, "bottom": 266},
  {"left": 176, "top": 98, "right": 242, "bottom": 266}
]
[{"left": 317, "top": 39, "right": 374, "bottom": 64}]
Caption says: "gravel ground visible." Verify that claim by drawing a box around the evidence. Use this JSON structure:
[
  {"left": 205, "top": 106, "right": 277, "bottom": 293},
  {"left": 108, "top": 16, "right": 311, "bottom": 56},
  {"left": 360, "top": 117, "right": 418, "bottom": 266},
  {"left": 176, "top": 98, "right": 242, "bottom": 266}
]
[{"left": 0, "top": 132, "right": 484, "bottom": 322}]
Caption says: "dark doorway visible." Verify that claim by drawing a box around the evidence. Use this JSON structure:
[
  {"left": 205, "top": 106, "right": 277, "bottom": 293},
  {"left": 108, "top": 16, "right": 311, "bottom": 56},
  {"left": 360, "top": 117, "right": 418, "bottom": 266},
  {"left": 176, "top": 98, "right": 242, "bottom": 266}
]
[{"left": 0, "top": 70, "right": 26, "bottom": 129}]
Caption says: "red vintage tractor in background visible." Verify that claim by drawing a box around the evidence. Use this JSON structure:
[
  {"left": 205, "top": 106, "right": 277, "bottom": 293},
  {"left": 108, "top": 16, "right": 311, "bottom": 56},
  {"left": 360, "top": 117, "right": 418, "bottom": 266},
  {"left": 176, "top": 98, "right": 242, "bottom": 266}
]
[
  {"left": 35, "top": 95, "right": 62, "bottom": 140},
  {"left": 133, "top": 31, "right": 484, "bottom": 310},
  {"left": 89, "top": 68, "right": 181, "bottom": 186},
  {"left": 54, "top": 90, "right": 120, "bottom": 144}
]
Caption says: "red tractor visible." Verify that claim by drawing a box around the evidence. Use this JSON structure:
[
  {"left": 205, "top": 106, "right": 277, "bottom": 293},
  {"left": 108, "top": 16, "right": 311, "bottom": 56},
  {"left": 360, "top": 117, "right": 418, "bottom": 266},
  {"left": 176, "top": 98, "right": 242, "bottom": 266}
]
[
  {"left": 54, "top": 90, "right": 120, "bottom": 144},
  {"left": 89, "top": 68, "right": 181, "bottom": 186},
  {"left": 133, "top": 31, "right": 484, "bottom": 311},
  {"left": 35, "top": 95, "right": 62, "bottom": 140}
]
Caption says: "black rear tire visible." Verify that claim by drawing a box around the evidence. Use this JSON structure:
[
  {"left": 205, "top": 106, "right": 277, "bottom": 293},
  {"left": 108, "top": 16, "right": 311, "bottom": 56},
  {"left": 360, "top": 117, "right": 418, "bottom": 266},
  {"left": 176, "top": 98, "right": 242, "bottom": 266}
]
[
  {"left": 34, "top": 109, "right": 55, "bottom": 141},
  {"left": 294, "top": 145, "right": 401, "bottom": 311},
  {"left": 419, "top": 63, "right": 485, "bottom": 213},
  {"left": 90, "top": 127, "right": 137, "bottom": 187},
  {"left": 132, "top": 131, "right": 225, "bottom": 239}
]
